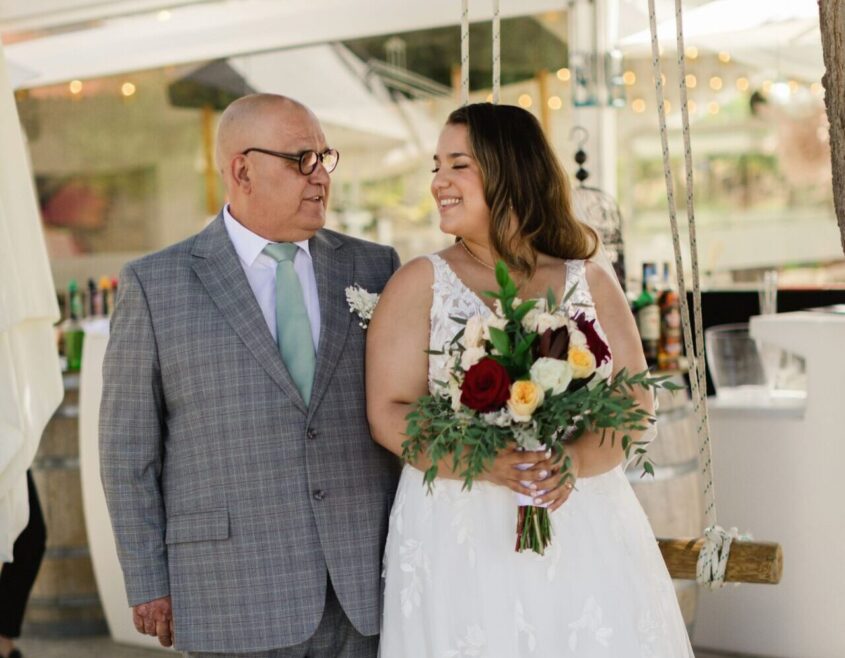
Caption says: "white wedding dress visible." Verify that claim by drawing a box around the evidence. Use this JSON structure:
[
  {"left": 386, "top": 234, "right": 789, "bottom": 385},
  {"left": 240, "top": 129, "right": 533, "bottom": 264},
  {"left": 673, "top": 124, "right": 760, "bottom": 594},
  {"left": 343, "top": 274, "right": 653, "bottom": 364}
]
[{"left": 379, "top": 255, "right": 695, "bottom": 658}]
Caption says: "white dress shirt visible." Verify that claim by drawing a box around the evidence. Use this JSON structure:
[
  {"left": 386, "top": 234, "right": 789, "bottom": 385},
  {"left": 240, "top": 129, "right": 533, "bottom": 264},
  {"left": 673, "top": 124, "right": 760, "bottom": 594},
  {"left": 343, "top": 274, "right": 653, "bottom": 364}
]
[{"left": 222, "top": 205, "right": 320, "bottom": 350}]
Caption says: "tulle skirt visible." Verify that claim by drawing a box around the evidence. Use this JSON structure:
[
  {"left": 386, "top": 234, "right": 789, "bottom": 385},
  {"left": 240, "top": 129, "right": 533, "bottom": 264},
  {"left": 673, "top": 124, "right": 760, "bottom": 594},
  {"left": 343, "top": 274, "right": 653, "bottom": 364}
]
[{"left": 380, "top": 464, "right": 694, "bottom": 658}]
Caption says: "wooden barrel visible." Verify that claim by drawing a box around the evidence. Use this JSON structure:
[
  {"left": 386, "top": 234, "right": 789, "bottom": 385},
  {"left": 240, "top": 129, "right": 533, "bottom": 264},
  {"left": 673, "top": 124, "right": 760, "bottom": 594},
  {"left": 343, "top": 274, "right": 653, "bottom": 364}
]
[
  {"left": 626, "top": 376, "right": 704, "bottom": 636},
  {"left": 25, "top": 374, "right": 107, "bottom": 637}
]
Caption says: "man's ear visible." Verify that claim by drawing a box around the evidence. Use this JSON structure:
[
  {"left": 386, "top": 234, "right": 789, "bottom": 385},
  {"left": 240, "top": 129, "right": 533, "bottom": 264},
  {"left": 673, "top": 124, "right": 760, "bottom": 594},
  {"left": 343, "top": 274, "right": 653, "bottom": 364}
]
[{"left": 232, "top": 155, "right": 251, "bottom": 191}]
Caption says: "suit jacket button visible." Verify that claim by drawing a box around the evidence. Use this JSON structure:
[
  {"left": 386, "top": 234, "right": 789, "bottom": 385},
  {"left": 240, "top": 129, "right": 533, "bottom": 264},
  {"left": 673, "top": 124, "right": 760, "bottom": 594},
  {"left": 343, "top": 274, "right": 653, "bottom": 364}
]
[
  {"left": 313, "top": 490, "right": 326, "bottom": 501},
  {"left": 307, "top": 428, "right": 318, "bottom": 440}
]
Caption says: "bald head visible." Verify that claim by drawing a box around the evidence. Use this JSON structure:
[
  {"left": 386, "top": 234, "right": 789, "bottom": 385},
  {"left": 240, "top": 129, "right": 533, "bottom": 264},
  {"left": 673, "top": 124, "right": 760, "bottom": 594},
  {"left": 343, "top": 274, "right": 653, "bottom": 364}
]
[{"left": 215, "top": 93, "right": 313, "bottom": 180}]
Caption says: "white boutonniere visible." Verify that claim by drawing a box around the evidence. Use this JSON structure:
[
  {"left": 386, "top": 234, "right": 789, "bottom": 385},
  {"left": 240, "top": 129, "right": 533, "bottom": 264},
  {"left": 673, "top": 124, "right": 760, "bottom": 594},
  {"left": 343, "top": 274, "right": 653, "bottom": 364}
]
[{"left": 345, "top": 284, "right": 380, "bottom": 329}]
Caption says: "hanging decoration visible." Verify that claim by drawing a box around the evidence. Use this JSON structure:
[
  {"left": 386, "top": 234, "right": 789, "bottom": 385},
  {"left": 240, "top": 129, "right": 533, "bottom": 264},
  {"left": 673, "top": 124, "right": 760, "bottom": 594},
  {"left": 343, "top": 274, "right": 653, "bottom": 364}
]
[{"left": 569, "top": 126, "right": 627, "bottom": 291}]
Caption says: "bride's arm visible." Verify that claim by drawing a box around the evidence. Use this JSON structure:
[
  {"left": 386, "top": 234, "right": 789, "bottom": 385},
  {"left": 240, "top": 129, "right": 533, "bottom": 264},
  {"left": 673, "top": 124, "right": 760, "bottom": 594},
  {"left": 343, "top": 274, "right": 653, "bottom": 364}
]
[
  {"left": 366, "top": 257, "right": 434, "bottom": 460},
  {"left": 366, "top": 257, "right": 547, "bottom": 493}
]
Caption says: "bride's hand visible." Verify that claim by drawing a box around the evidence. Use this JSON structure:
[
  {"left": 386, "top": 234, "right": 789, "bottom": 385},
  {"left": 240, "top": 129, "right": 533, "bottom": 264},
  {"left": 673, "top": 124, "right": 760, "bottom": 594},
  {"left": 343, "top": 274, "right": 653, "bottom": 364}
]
[
  {"left": 530, "top": 448, "right": 580, "bottom": 512},
  {"left": 481, "top": 446, "right": 556, "bottom": 497}
]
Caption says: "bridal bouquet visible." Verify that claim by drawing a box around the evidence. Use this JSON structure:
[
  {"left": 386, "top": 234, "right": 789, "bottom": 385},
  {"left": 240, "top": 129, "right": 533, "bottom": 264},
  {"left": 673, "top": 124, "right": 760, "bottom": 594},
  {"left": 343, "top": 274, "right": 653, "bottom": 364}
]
[{"left": 403, "top": 262, "right": 677, "bottom": 555}]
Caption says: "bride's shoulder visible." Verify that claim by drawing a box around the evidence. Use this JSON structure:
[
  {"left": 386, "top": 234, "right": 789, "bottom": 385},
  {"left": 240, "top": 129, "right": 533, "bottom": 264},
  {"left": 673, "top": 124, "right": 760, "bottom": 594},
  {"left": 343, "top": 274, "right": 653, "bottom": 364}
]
[{"left": 381, "top": 255, "right": 435, "bottom": 300}]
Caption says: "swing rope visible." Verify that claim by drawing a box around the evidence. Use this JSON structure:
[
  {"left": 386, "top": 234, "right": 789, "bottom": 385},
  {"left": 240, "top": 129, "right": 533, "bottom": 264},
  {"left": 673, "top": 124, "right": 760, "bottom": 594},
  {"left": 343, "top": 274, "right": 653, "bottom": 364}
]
[
  {"left": 460, "top": 1, "right": 502, "bottom": 105},
  {"left": 492, "top": 0, "right": 501, "bottom": 104},
  {"left": 461, "top": 0, "right": 470, "bottom": 106},
  {"left": 647, "top": 0, "right": 779, "bottom": 589}
]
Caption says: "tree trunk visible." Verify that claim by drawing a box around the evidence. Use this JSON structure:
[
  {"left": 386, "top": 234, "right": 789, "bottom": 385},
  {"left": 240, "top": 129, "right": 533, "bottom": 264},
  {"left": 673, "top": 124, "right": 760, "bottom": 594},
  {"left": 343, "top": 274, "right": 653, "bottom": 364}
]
[{"left": 819, "top": 0, "right": 845, "bottom": 256}]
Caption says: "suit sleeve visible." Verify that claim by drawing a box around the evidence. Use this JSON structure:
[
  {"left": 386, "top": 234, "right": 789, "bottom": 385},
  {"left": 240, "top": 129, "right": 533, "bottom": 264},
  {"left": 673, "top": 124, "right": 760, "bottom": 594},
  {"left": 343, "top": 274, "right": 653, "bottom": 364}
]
[
  {"left": 389, "top": 247, "right": 401, "bottom": 274},
  {"left": 99, "top": 263, "right": 170, "bottom": 605}
]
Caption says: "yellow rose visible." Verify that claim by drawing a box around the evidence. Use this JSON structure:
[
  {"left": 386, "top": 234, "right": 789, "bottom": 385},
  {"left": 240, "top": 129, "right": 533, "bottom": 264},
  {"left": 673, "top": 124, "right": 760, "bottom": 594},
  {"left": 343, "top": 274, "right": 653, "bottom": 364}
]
[
  {"left": 507, "top": 380, "right": 545, "bottom": 422},
  {"left": 568, "top": 344, "right": 597, "bottom": 379}
]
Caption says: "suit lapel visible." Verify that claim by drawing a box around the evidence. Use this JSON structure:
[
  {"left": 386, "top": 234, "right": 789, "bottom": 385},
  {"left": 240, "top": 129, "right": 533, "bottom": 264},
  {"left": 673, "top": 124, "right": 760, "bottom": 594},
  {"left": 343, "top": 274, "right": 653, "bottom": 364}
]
[
  {"left": 308, "top": 231, "right": 352, "bottom": 420},
  {"left": 191, "top": 215, "right": 308, "bottom": 415}
]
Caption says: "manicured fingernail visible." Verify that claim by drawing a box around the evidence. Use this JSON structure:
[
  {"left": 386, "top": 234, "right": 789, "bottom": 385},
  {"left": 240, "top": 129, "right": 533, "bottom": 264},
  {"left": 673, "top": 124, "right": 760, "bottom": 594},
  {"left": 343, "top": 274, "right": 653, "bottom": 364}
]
[
  {"left": 529, "top": 483, "right": 537, "bottom": 490},
  {"left": 539, "top": 470, "right": 548, "bottom": 479},
  {"left": 534, "top": 497, "right": 543, "bottom": 504}
]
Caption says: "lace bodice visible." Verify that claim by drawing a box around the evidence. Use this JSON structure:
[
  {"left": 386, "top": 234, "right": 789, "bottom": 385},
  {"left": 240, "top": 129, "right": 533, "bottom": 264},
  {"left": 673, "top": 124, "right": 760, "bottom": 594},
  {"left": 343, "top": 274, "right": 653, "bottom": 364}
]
[{"left": 425, "top": 254, "right": 610, "bottom": 393}]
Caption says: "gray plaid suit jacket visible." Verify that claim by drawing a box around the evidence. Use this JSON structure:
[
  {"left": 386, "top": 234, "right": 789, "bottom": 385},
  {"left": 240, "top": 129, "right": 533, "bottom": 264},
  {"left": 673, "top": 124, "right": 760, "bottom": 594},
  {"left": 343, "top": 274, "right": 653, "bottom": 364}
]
[{"left": 99, "top": 214, "right": 401, "bottom": 653}]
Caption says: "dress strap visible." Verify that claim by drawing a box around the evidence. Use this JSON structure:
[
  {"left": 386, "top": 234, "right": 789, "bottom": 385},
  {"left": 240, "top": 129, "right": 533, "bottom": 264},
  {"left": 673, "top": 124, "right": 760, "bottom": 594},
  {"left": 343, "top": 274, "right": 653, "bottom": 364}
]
[{"left": 563, "top": 259, "right": 596, "bottom": 318}]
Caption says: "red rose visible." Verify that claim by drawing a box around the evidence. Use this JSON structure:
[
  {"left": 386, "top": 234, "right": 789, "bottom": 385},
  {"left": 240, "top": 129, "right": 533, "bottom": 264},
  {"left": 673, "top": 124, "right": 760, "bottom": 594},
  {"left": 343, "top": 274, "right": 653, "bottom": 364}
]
[
  {"left": 460, "top": 358, "right": 512, "bottom": 412},
  {"left": 573, "top": 313, "right": 611, "bottom": 365}
]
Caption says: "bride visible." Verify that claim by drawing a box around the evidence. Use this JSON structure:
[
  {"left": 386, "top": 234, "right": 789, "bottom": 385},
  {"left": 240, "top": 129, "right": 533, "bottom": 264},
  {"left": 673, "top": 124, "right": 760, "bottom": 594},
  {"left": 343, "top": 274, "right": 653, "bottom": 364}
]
[{"left": 366, "top": 103, "right": 694, "bottom": 657}]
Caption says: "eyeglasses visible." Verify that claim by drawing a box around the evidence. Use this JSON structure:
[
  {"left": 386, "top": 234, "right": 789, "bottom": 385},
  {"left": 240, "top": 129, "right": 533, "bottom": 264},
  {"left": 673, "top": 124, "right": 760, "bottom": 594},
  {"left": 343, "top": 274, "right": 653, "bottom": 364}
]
[{"left": 241, "top": 147, "right": 340, "bottom": 175}]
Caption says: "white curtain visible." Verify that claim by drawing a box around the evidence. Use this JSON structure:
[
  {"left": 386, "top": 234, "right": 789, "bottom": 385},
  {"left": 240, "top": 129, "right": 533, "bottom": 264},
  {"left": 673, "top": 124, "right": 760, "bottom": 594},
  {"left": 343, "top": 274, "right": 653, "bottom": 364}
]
[{"left": 0, "top": 42, "right": 63, "bottom": 562}]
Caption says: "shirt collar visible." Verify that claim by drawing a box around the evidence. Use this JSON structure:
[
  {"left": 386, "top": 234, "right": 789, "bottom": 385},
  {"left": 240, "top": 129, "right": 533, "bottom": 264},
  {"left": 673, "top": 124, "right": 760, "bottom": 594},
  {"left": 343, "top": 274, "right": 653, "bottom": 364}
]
[{"left": 223, "top": 205, "right": 312, "bottom": 267}]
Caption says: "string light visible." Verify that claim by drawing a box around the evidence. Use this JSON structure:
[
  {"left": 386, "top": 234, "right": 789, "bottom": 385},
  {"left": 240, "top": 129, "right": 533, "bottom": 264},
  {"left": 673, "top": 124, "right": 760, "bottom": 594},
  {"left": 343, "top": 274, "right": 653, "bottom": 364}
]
[
  {"left": 688, "top": 100, "right": 697, "bottom": 114},
  {"left": 663, "top": 100, "right": 672, "bottom": 113},
  {"left": 811, "top": 82, "right": 824, "bottom": 95},
  {"left": 548, "top": 96, "right": 563, "bottom": 110},
  {"left": 632, "top": 98, "right": 646, "bottom": 113},
  {"left": 69, "top": 80, "right": 83, "bottom": 95},
  {"left": 718, "top": 51, "right": 731, "bottom": 64},
  {"left": 736, "top": 77, "right": 749, "bottom": 91},
  {"left": 623, "top": 71, "right": 636, "bottom": 86},
  {"left": 708, "top": 101, "right": 720, "bottom": 115},
  {"left": 685, "top": 46, "right": 698, "bottom": 60},
  {"left": 685, "top": 74, "right": 697, "bottom": 89},
  {"left": 762, "top": 80, "right": 773, "bottom": 93},
  {"left": 788, "top": 80, "right": 799, "bottom": 92},
  {"left": 518, "top": 94, "right": 533, "bottom": 108},
  {"left": 709, "top": 76, "right": 723, "bottom": 91},
  {"left": 121, "top": 82, "right": 136, "bottom": 97},
  {"left": 556, "top": 68, "right": 571, "bottom": 82}
]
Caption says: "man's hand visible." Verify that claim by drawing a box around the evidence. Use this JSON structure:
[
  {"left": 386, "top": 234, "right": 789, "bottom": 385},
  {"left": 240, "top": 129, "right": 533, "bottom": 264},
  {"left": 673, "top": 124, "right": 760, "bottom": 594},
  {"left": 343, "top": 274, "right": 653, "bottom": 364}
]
[{"left": 132, "top": 595, "right": 174, "bottom": 647}]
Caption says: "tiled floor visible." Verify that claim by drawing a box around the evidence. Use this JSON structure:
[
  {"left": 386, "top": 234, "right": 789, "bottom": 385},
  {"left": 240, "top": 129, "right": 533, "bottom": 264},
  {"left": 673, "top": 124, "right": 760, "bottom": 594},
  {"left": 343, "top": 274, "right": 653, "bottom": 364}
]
[{"left": 14, "top": 636, "right": 764, "bottom": 658}]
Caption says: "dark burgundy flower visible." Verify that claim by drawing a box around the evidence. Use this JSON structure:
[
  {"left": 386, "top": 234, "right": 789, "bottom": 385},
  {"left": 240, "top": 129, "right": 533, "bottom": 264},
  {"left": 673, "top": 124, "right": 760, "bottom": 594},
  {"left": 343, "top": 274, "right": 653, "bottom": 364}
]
[
  {"left": 537, "top": 326, "right": 570, "bottom": 360},
  {"left": 460, "top": 358, "right": 511, "bottom": 412},
  {"left": 573, "top": 313, "right": 611, "bottom": 365}
]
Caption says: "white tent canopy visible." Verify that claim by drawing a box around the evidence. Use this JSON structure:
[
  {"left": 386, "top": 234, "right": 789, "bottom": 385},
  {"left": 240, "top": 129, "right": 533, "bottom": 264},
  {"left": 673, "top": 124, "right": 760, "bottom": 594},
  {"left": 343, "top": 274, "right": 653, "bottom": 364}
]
[
  {"left": 2, "top": 0, "right": 565, "bottom": 89},
  {"left": 618, "top": 0, "right": 823, "bottom": 81}
]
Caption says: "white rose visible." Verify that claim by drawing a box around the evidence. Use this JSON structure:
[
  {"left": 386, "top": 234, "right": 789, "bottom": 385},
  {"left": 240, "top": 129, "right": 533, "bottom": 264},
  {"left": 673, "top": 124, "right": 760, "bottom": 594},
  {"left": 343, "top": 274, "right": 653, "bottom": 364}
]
[
  {"left": 463, "top": 314, "right": 486, "bottom": 348},
  {"left": 530, "top": 357, "right": 574, "bottom": 395},
  {"left": 482, "top": 316, "right": 508, "bottom": 341},
  {"left": 536, "top": 312, "right": 565, "bottom": 335},
  {"left": 569, "top": 328, "right": 588, "bottom": 347},
  {"left": 460, "top": 346, "right": 487, "bottom": 371},
  {"left": 521, "top": 299, "right": 547, "bottom": 333}
]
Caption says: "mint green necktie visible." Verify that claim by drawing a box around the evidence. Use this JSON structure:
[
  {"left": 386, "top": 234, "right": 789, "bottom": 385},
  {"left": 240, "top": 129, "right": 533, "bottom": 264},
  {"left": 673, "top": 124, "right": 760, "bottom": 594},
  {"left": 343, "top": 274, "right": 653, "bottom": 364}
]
[{"left": 263, "top": 243, "right": 315, "bottom": 404}]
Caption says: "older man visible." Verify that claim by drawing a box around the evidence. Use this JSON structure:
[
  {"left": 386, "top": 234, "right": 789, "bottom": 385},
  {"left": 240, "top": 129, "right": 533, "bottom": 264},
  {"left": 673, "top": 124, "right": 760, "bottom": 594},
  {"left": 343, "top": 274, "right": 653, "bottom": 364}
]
[{"left": 100, "top": 94, "right": 401, "bottom": 657}]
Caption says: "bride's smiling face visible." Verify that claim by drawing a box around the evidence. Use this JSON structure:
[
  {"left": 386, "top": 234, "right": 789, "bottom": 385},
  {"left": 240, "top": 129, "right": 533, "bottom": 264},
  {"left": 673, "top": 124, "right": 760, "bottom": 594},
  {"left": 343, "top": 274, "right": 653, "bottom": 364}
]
[{"left": 430, "top": 123, "right": 490, "bottom": 240}]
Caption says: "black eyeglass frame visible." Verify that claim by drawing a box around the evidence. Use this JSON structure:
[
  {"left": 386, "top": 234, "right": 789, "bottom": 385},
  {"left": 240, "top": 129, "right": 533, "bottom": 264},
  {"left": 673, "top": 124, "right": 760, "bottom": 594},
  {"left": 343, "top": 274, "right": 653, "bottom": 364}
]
[{"left": 241, "top": 147, "right": 340, "bottom": 175}]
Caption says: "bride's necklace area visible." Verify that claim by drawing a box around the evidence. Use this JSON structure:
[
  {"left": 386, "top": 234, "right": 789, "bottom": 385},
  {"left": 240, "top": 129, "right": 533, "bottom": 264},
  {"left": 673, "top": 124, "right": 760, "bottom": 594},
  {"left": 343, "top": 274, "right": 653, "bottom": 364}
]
[
  {"left": 459, "top": 238, "right": 496, "bottom": 271},
  {"left": 459, "top": 239, "right": 534, "bottom": 292}
]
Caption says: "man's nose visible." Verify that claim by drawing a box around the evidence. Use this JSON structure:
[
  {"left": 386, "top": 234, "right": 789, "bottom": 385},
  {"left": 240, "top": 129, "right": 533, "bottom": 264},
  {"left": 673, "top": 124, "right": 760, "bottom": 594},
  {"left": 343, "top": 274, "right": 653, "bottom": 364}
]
[{"left": 308, "top": 162, "right": 331, "bottom": 184}]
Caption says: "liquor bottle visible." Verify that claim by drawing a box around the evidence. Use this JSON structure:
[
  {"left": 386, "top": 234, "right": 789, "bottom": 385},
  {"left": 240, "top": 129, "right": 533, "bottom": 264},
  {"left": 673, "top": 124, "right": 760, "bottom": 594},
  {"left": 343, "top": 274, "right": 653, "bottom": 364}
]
[
  {"left": 99, "top": 276, "right": 113, "bottom": 316},
  {"left": 634, "top": 263, "right": 659, "bottom": 368},
  {"left": 88, "top": 278, "right": 100, "bottom": 317},
  {"left": 658, "top": 263, "right": 683, "bottom": 371},
  {"left": 62, "top": 280, "right": 85, "bottom": 372}
]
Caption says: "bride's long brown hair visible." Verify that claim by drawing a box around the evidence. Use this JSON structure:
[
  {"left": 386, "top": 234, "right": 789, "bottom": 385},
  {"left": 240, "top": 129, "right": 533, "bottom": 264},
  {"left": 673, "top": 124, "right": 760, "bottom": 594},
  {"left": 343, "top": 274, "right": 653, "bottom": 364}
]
[{"left": 446, "top": 103, "right": 597, "bottom": 275}]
